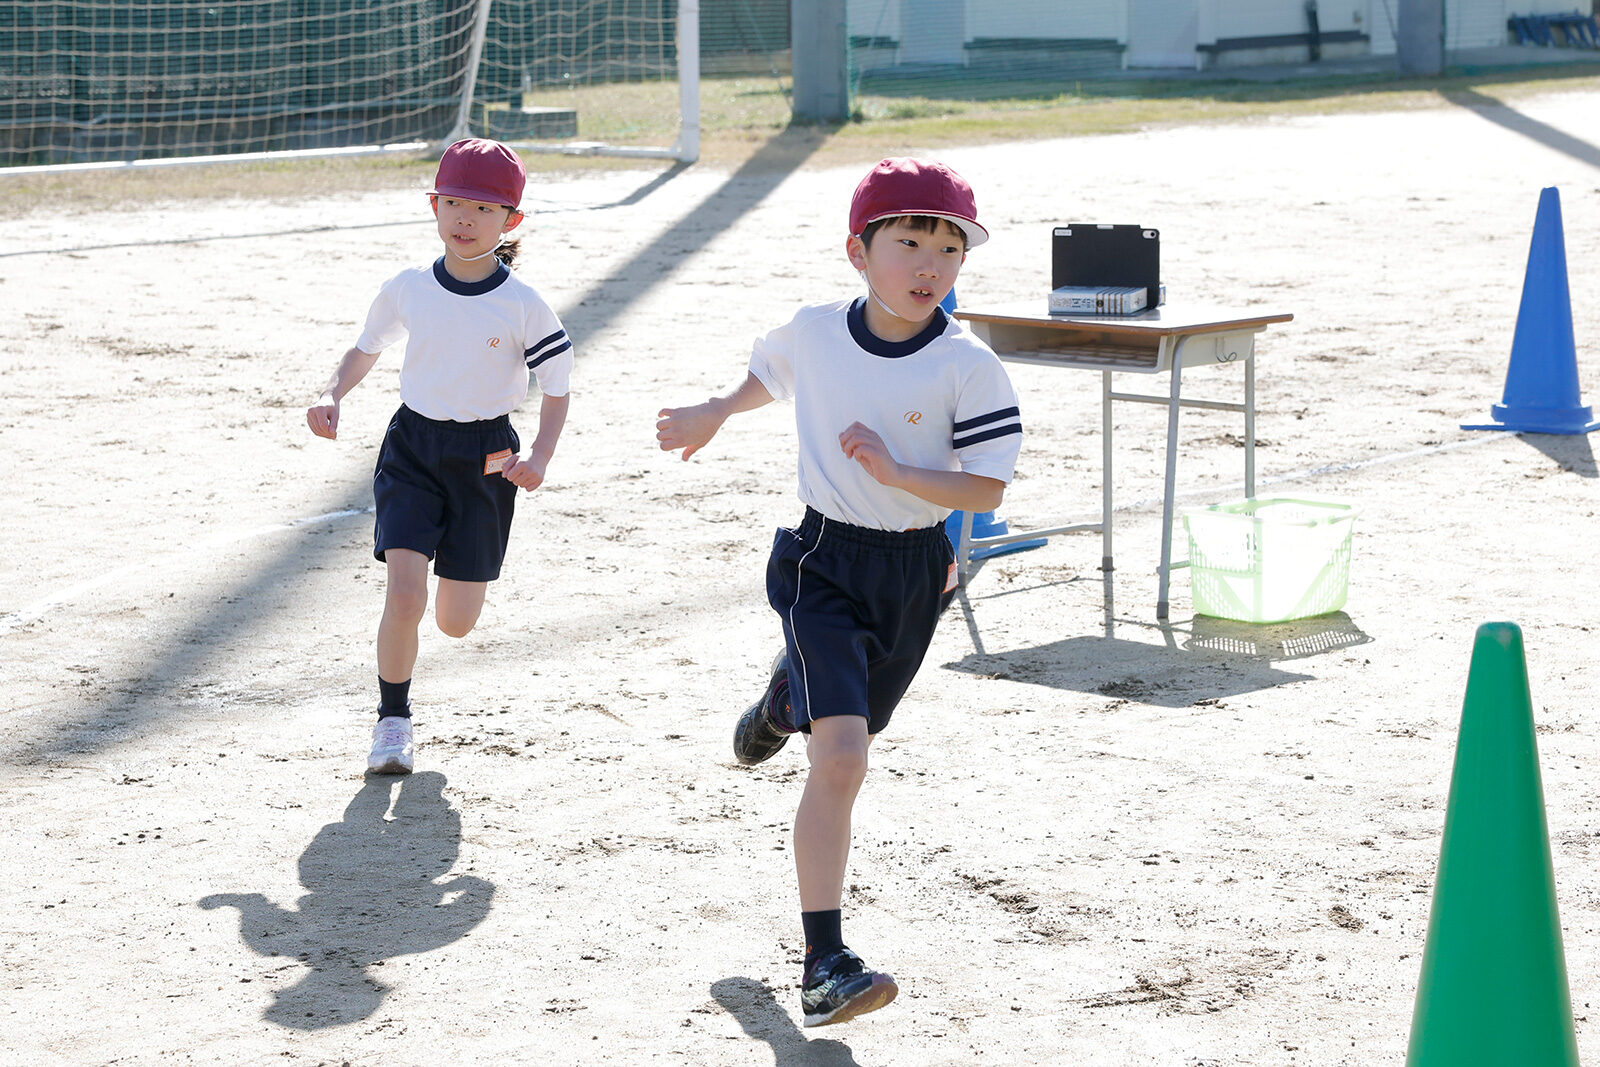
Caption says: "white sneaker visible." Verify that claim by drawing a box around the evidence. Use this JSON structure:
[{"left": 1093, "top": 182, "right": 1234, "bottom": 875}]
[{"left": 368, "top": 715, "right": 414, "bottom": 774}]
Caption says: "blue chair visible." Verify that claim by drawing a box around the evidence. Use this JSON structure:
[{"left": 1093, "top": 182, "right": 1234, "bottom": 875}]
[
  {"left": 1555, "top": 12, "right": 1599, "bottom": 47},
  {"left": 1523, "top": 14, "right": 1557, "bottom": 45}
]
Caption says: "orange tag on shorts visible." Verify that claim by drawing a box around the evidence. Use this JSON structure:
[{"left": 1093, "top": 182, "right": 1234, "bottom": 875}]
[
  {"left": 944, "top": 561, "right": 959, "bottom": 593},
  {"left": 484, "top": 448, "right": 514, "bottom": 475}
]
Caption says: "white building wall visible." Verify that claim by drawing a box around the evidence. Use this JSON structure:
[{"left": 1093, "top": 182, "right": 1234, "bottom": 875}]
[
  {"left": 968, "top": 0, "right": 1124, "bottom": 39},
  {"left": 1450, "top": 0, "right": 1509, "bottom": 47},
  {"left": 849, "top": 0, "right": 901, "bottom": 43},
  {"left": 1203, "top": 0, "right": 1364, "bottom": 40},
  {"left": 1366, "top": 0, "right": 1398, "bottom": 54},
  {"left": 1128, "top": 0, "right": 1199, "bottom": 66},
  {"left": 850, "top": 0, "right": 1123, "bottom": 43},
  {"left": 1307, "top": 0, "right": 1363, "bottom": 33},
  {"left": 1211, "top": 0, "right": 1307, "bottom": 39}
]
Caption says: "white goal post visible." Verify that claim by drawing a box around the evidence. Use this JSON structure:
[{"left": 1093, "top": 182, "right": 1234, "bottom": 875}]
[{"left": 0, "top": 0, "right": 699, "bottom": 175}]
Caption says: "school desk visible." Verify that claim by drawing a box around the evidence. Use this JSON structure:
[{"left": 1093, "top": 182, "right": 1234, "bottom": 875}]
[{"left": 952, "top": 302, "right": 1294, "bottom": 619}]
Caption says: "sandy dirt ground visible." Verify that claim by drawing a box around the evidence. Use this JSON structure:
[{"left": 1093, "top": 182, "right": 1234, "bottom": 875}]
[{"left": 3, "top": 88, "right": 1600, "bottom": 1066}]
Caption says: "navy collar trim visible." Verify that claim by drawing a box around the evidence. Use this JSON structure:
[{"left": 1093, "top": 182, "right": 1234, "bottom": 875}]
[
  {"left": 846, "top": 296, "right": 948, "bottom": 358},
  {"left": 432, "top": 256, "right": 509, "bottom": 295}
]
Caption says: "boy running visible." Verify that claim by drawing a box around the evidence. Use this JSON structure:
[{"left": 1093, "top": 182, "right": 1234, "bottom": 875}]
[{"left": 656, "top": 158, "right": 1022, "bottom": 1026}]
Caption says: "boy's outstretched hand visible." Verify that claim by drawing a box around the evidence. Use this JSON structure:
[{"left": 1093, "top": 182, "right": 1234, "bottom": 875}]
[
  {"left": 839, "top": 421, "right": 902, "bottom": 487},
  {"left": 656, "top": 401, "right": 726, "bottom": 461}
]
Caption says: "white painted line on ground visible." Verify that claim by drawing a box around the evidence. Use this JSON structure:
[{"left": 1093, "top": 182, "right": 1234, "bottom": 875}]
[{"left": 0, "top": 506, "right": 373, "bottom": 637}]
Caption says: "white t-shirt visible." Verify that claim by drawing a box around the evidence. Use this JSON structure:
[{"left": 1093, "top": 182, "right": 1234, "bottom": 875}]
[
  {"left": 355, "top": 258, "right": 572, "bottom": 422},
  {"left": 749, "top": 299, "right": 1023, "bottom": 531}
]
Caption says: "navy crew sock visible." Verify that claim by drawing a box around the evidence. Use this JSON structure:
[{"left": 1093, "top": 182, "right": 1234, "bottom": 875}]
[
  {"left": 378, "top": 677, "right": 412, "bottom": 720},
  {"left": 802, "top": 909, "right": 844, "bottom": 976}
]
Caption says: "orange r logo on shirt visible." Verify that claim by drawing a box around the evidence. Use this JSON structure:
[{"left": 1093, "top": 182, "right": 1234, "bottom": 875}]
[
  {"left": 905, "top": 411, "right": 923, "bottom": 425},
  {"left": 487, "top": 337, "right": 501, "bottom": 348}
]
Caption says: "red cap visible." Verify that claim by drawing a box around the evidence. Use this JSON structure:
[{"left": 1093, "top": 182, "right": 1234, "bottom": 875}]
[
  {"left": 849, "top": 157, "right": 988, "bottom": 248},
  {"left": 431, "top": 138, "right": 525, "bottom": 210}
]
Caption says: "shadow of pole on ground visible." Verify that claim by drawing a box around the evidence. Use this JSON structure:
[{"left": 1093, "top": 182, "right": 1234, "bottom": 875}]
[
  {"left": 1445, "top": 87, "right": 1600, "bottom": 170},
  {"left": 556, "top": 123, "right": 829, "bottom": 344},
  {"left": 2, "top": 506, "right": 373, "bottom": 765}
]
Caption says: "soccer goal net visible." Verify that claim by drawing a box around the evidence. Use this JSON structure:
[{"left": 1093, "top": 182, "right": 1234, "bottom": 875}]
[{"left": 0, "top": 0, "right": 699, "bottom": 172}]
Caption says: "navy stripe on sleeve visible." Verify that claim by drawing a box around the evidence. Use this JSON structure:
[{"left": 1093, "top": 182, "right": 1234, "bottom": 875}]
[
  {"left": 952, "top": 422, "right": 1022, "bottom": 450},
  {"left": 952, "top": 406, "right": 1020, "bottom": 433},
  {"left": 947, "top": 404, "right": 1024, "bottom": 447},
  {"left": 526, "top": 328, "right": 565, "bottom": 355},
  {"left": 527, "top": 339, "right": 571, "bottom": 368},
  {"left": 525, "top": 330, "right": 571, "bottom": 368},
  {"left": 953, "top": 406, "right": 1017, "bottom": 431}
]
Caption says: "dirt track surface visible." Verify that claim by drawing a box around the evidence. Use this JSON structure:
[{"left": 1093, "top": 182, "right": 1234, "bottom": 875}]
[{"left": 2, "top": 91, "right": 1598, "bottom": 1065}]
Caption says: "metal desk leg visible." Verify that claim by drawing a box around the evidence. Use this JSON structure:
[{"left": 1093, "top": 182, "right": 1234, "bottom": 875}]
[
  {"left": 1101, "top": 368, "right": 1114, "bottom": 572},
  {"left": 956, "top": 507, "right": 976, "bottom": 586},
  {"left": 1156, "top": 338, "right": 1188, "bottom": 619},
  {"left": 1244, "top": 352, "right": 1256, "bottom": 498}
]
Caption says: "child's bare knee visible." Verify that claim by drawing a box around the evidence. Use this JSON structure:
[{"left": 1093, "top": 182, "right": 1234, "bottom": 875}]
[
  {"left": 809, "top": 743, "right": 869, "bottom": 789},
  {"left": 385, "top": 586, "right": 428, "bottom": 626},
  {"left": 436, "top": 614, "right": 477, "bottom": 639}
]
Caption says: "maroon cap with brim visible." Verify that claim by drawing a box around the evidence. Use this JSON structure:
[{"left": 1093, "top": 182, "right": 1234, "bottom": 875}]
[
  {"left": 849, "top": 157, "right": 988, "bottom": 248},
  {"left": 431, "top": 138, "right": 526, "bottom": 210}
]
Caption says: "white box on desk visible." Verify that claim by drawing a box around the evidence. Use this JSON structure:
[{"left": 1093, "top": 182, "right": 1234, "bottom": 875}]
[{"left": 1048, "top": 285, "right": 1148, "bottom": 315}]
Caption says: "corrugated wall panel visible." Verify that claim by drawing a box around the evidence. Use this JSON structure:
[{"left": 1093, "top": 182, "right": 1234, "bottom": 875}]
[
  {"left": 1449, "top": 0, "right": 1507, "bottom": 47},
  {"left": 849, "top": 0, "right": 901, "bottom": 44},
  {"left": 1213, "top": 0, "right": 1308, "bottom": 39},
  {"left": 1307, "top": 1, "right": 1361, "bottom": 32},
  {"left": 1128, "top": 0, "right": 1197, "bottom": 65},
  {"left": 849, "top": 0, "right": 1123, "bottom": 46},
  {"left": 1207, "top": 0, "right": 1363, "bottom": 39},
  {"left": 969, "top": 0, "right": 1123, "bottom": 39},
  {"left": 1366, "top": 0, "right": 1397, "bottom": 54}
]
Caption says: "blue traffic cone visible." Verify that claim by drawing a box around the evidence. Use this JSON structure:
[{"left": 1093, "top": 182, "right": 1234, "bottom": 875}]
[{"left": 1463, "top": 187, "right": 1600, "bottom": 434}]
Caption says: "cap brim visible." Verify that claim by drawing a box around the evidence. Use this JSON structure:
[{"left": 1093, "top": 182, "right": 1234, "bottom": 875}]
[
  {"left": 429, "top": 184, "right": 519, "bottom": 209},
  {"left": 862, "top": 210, "right": 988, "bottom": 248}
]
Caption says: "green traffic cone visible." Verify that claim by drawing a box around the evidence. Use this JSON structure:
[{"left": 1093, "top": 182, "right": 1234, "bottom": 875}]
[{"left": 1406, "top": 622, "right": 1580, "bottom": 1066}]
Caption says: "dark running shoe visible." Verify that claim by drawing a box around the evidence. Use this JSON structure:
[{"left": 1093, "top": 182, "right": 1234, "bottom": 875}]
[
  {"left": 801, "top": 947, "right": 898, "bottom": 1027},
  {"left": 732, "top": 650, "right": 794, "bottom": 766}
]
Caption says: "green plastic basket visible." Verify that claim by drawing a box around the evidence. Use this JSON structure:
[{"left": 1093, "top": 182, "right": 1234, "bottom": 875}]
[{"left": 1183, "top": 497, "right": 1358, "bottom": 623}]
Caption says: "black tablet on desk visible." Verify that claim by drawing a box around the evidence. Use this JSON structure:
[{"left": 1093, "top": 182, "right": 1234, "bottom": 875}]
[{"left": 1052, "top": 224, "right": 1160, "bottom": 310}]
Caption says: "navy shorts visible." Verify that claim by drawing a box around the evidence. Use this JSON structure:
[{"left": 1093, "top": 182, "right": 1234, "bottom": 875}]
[
  {"left": 372, "top": 404, "right": 520, "bottom": 583},
  {"left": 766, "top": 507, "right": 956, "bottom": 736}
]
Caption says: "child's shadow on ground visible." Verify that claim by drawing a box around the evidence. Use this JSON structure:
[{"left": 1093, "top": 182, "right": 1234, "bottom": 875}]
[
  {"left": 711, "top": 977, "right": 863, "bottom": 1066},
  {"left": 200, "top": 771, "right": 492, "bottom": 1030}
]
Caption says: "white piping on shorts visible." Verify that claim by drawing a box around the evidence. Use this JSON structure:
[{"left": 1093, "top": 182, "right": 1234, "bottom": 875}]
[{"left": 785, "top": 513, "right": 827, "bottom": 725}]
